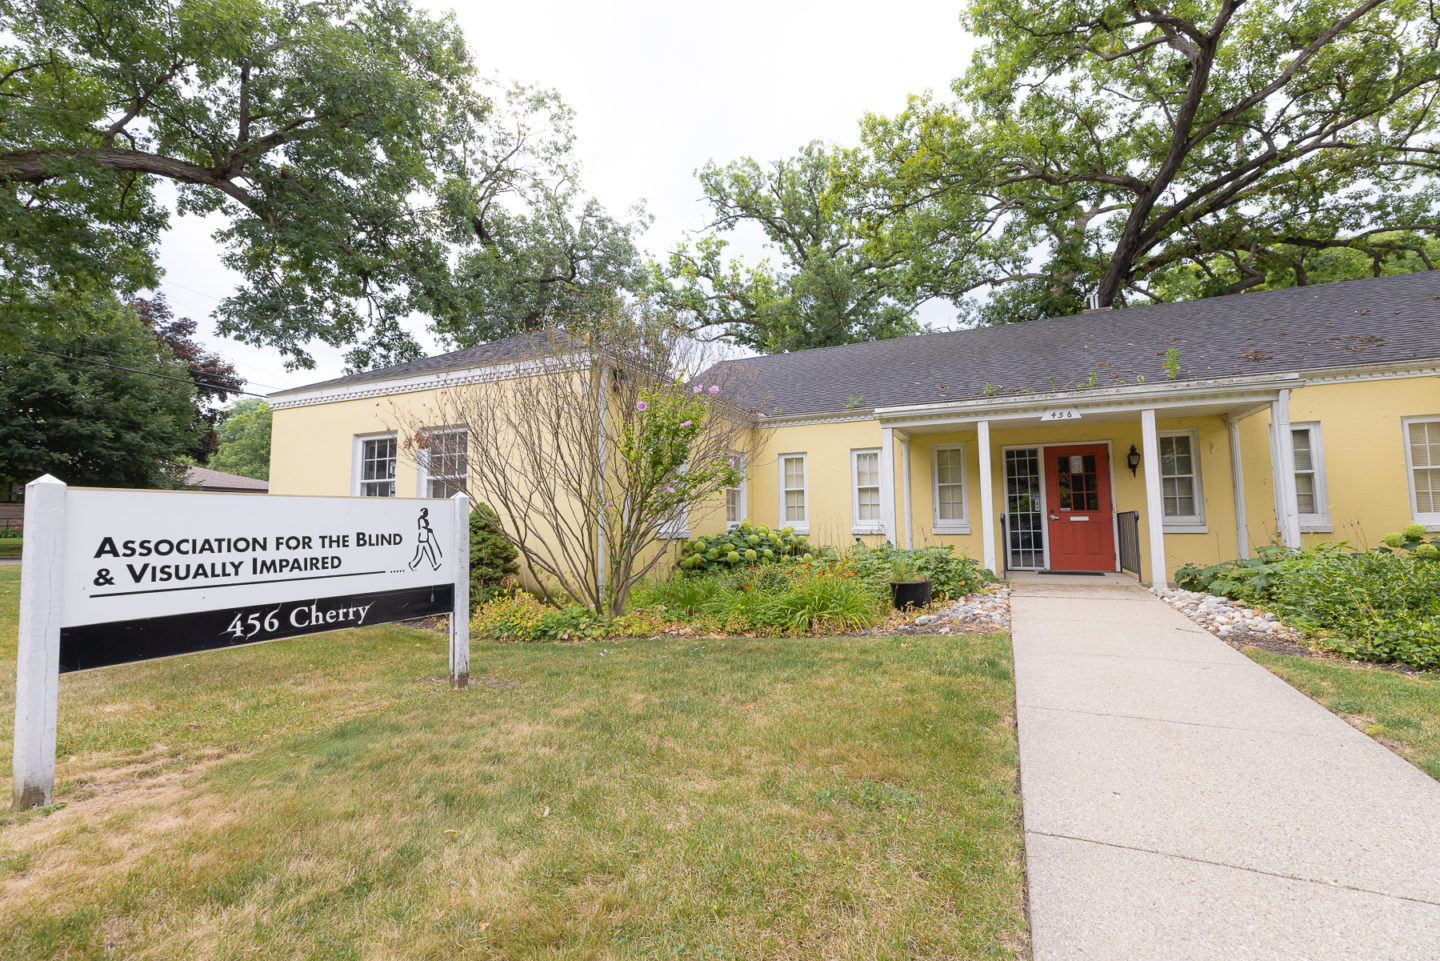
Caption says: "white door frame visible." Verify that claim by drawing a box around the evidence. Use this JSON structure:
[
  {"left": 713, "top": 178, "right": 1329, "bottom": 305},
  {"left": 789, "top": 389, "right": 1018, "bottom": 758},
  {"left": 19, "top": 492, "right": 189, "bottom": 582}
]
[{"left": 1002, "top": 439, "right": 1120, "bottom": 572}]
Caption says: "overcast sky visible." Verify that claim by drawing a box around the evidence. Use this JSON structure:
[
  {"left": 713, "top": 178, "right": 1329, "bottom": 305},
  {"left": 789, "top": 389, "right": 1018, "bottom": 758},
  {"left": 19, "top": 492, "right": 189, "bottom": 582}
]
[{"left": 153, "top": 1, "right": 977, "bottom": 396}]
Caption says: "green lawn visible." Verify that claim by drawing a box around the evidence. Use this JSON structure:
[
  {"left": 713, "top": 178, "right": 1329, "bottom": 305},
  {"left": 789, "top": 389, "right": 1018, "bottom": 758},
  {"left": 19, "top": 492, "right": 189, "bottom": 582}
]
[
  {"left": 0, "top": 539, "right": 19, "bottom": 558},
  {"left": 0, "top": 566, "right": 1027, "bottom": 959},
  {"left": 1247, "top": 648, "right": 1440, "bottom": 781}
]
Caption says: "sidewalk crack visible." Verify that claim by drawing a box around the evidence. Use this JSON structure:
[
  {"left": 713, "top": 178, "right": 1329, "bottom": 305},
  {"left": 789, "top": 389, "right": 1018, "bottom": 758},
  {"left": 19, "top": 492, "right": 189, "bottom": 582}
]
[{"left": 1027, "top": 830, "right": 1440, "bottom": 907}]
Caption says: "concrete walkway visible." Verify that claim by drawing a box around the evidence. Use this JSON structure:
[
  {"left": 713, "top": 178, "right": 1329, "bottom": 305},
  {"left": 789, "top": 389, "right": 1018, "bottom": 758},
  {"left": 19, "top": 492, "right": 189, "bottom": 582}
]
[{"left": 1011, "top": 573, "right": 1440, "bottom": 960}]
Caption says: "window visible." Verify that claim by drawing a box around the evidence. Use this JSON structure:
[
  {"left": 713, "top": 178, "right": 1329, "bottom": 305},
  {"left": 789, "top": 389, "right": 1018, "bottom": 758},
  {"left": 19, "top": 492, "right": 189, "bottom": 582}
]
[
  {"left": 779, "top": 453, "right": 808, "bottom": 533},
  {"left": 726, "top": 453, "right": 746, "bottom": 528},
  {"left": 1158, "top": 430, "right": 1205, "bottom": 529},
  {"left": 1405, "top": 416, "right": 1440, "bottom": 527},
  {"left": 852, "top": 449, "right": 882, "bottom": 533},
  {"left": 420, "top": 428, "right": 468, "bottom": 498},
  {"left": 932, "top": 444, "right": 969, "bottom": 532},
  {"left": 1290, "top": 423, "right": 1330, "bottom": 531},
  {"left": 357, "top": 436, "right": 397, "bottom": 497}
]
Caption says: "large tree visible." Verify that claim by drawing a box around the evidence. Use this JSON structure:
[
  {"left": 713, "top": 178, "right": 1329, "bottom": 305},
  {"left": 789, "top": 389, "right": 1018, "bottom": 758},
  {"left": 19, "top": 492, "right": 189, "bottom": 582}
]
[
  {"left": 208, "top": 397, "right": 272, "bottom": 481},
  {"left": 0, "top": 0, "right": 644, "bottom": 368},
  {"left": 133, "top": 293, "right": 245, "bottom": 459},
  {"left": 649, "top": 144, "right": 922, "bottom": 352},
  {"left": 871, "top": 0, "right": 1440, "bottom": 317},
  {"left": 668, "top": 0, "right": 1440, "bottom": 338},
  {"left": 0, "top": 300, "right": 198, "bottom": 490}
]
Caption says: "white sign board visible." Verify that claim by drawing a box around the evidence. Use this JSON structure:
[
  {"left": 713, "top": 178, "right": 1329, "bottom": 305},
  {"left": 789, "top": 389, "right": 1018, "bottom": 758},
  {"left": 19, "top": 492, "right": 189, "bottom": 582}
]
[
  {"left": 13, "top": 476, "right": 470, "bottom": 810},
  {"left": 1041, "top": 408, "right": 1082, "bottom": 422}
]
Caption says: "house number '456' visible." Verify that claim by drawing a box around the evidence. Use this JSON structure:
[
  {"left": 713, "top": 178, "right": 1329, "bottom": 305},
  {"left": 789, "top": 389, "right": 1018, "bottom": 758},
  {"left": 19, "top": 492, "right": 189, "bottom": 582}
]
[{"left": 226, "top": 608, "right": 281, "bottom": 639}]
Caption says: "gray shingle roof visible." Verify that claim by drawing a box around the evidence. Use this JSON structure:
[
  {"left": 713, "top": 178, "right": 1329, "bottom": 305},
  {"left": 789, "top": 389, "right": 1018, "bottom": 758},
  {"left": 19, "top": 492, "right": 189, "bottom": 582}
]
[
  {"left": 185, "top": 466, "right": 269, "bottom": 491},
  {"left": 273, "top": 330, "right": 558, "bottom": 395},
  {"left": 712, "top": 272, "right": 1440, "bottom": 415}
]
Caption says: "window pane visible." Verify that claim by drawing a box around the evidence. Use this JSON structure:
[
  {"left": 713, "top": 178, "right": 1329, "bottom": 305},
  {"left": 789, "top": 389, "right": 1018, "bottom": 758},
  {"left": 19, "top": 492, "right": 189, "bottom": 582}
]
[
  {"left": 1295, "top": 474, "right": 1316, "bottom": 515},
  {"left": 938, "top": 484, "right": 964, "bottom": 520},
  {"left": 1411, "top": 423, "right": 1433, "bottom": 467},
  {"left": 855, "top": 451, "right": 879, "bottom": 488},
  {"left": 936, "top": 448, "right": 962, "bottom": 485},
  {"left": 784, "top": 457, "right": 804, "bottom": 489},
  {"left": 857, "top": 488, "right": 880, "bottom": 520},
  {"left": 785, "top": 490, "right": 805, "bottom": 521}
]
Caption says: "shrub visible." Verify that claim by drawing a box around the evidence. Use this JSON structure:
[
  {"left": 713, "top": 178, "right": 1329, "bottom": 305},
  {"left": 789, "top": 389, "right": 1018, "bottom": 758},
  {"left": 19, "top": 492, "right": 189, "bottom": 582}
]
[
  {"left": 844, "top": 544, "right": 992, "bottom": 600},
  {"left": 472, "top": 589, "right": 548, "bottom": 640},
  {"left": 469, "top": 503, "right": 520, "bottom": 612},
  {"left": 677, "top": 520, "right": 814, "bottom": 573},
  {"left": 472, "top": 590, "right": 613, "bottom": 641},
  {"left": 0, "top": 528, "right": 20, "bottom": 539},
  {"left": 1178, "top": 534, "right": 1440, "bottom": 668},
  {"left": 630, "top": 561, "right": 886, "bottom": 634}
]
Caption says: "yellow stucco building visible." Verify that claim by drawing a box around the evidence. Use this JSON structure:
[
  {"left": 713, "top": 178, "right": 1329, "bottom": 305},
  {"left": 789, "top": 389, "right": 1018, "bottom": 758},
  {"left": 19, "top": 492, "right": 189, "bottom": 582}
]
[{"left": 269, "top": 273, "right": 1440, "bottom": 587}]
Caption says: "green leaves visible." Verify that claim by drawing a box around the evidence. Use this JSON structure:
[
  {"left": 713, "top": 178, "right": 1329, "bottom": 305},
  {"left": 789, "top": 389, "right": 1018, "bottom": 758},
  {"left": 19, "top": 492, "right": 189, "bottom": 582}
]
[
  {"left": 0, "top": 0, "right": 645, "bottom": 369},
  {"left": 208, "top": 398, "right": 273, "bottom": 481}
]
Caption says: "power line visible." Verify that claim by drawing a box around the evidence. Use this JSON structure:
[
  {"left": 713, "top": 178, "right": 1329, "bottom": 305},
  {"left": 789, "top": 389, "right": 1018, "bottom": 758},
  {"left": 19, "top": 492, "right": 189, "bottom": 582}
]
[{"left": 25, "top": 348, "right": 272, "bottom": 398}]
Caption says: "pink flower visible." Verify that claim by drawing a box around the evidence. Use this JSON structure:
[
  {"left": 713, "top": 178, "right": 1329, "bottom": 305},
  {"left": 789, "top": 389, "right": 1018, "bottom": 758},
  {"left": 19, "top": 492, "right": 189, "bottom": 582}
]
[
  {"left": 680, "top": 420, "right": 692, "bottom": 428},
  {"left": 636, "top": 401, "right": 647, "bottom": 411},
  {"left": 693, "top": 385, "right": 703, "bottom": 394},
  {"left": 666, "top": 486, "right": 675, "bottom": 494},
  {"left": 727, "top": 458, "right": 735, "bottom": 467},
  {"left": 708, "top": 385, "right": 720, "bottom": 394}
]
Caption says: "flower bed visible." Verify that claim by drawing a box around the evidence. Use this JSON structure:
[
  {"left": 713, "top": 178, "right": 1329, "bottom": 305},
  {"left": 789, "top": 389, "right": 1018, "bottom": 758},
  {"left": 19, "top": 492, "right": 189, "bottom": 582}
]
[
  {"left": 473, "top": 541, "right": 997, "bottom": 641},
  {"left": 1175, "top": 526, "right": 1440, "bottom": 668}
]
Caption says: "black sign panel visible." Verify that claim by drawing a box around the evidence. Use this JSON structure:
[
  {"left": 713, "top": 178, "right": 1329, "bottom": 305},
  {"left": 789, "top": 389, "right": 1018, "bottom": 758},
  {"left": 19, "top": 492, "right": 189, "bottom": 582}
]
[{"left": 58, "top": 584, "right": 455, "bottom": 672}]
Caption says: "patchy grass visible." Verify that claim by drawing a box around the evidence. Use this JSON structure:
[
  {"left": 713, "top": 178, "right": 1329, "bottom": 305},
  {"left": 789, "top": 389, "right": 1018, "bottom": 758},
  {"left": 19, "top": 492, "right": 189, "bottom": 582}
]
[
  {"left": 1247, "top": 648, "right": 1440, "bottom": 781},
  {"left": 0, "top": 565, "right": 1026, "bottom": 959},
  {"left": 0, "top": 539, "right": 20, "bottom": 558}
]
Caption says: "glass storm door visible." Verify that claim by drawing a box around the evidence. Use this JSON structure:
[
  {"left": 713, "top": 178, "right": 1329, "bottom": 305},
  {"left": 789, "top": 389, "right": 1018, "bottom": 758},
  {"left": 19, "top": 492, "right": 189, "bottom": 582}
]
[
  {"left": 1043, "top": 444, "right": 1116, "bottom": 571},
  {"left": 1004, "top": 448, "right": 1045, "bottom": 569}
]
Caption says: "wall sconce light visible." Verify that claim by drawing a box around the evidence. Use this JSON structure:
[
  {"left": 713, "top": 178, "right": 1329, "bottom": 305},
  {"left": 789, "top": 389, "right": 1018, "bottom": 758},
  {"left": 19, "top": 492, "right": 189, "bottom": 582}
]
[{"left": 1126, "top": 444, "right": 1141, "bottom": 476}]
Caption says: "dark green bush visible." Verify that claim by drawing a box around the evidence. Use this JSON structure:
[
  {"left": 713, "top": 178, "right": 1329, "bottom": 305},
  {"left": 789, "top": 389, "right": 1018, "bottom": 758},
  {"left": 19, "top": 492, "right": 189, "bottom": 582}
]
[
  {"left": 469, "top": 503, "right": 519, "bottom": 612},
  {"left": 677, "top": 520, "right": 814, "bottom": 572},
  {"left": 844, "top": 544, "right": 992, "bottom": 600},
  {"left": 0, "top": 527, "right": 20, "bottom": 539},
  {"left": 1178, "top": 529, "right": 1440, "bottom": 668}
]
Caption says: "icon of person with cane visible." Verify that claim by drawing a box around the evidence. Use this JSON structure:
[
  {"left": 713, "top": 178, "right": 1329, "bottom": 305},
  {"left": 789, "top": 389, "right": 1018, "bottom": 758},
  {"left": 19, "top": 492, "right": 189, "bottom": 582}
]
[{"left": 409, "top": 507, "right": 443, "bottom": 571}]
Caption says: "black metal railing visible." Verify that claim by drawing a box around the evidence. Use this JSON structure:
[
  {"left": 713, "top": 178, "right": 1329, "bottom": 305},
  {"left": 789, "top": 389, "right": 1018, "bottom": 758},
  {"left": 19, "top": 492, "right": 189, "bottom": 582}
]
[{"left": 1116, "top": 510, "right": 1141, "bottom": 576}]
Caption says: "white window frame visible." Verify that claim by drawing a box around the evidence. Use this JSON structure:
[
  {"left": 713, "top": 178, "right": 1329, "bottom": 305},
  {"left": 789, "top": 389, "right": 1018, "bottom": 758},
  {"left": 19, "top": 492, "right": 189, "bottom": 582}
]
[
  {"left": 725, "top": 452, "right": 747, "bottom": 529},
  {"left": 1403, "top": 415, "right": 1440, "bottom": 530},
  {"left": 851, "top": 448, "right": 884, "bottom": 535},
  {"left": 352, "top": 433, "right": 398, "bottom": 498},
  {"left": 1289, "top": 422, "right": 1331, "bottom": 533},
  {"left": 417, "top": 426, "right": 469, "bottom": 499},
  {"left": 1157, "top": 429, "right": 1206, "bottom": 532},
  {"left": 778, "top": 453, "right": 809, "bottom": 534},
  {"left": 930, "top": 443, "right": 970, "bottom": 534}
]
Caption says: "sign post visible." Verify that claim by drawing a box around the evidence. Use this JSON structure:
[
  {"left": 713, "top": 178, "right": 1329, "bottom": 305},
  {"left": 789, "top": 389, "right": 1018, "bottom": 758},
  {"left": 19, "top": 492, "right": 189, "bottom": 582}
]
[
  {"left": 13, "top": 475, "right": 65, "bottom": 810},
  {"left": 449, "top": 492, "right": 470, "bottom": 689},
  {"left": 11, "top": 478, "right": 471, "bottom": 810}
]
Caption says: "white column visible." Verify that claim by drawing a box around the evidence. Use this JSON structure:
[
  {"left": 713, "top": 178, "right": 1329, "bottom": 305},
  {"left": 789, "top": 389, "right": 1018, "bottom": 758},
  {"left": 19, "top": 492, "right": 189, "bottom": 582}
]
[
  {"left": 13, "top": 475, "right": 65, "bottom": 811},
  {"left": 880, "top": 426, "right": 897, "bottom": 545},
  {"left": 1140, "top": 409, "right": 1168, "bottom": 588},
  {"left": 1226, "top": 415, "right": 1250, "bottom": 559},
  {"left": 977, "top": 420, "right": 997, "bottom": 573},
  {"left": 899, "top": 432, "right": 914, "bottom": 549},
  {"left": 450, "top": 492, "right": 471, "bottom": 690},
  {"left": 1270, "top": 390, "right": 1302, "bottom": 548}
]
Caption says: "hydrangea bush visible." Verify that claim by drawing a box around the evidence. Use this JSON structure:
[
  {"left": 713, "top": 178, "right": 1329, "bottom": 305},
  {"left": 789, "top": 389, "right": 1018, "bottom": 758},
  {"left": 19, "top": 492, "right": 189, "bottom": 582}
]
[{"left": 677, "top": 519, "right": 814, "bottom": 572}]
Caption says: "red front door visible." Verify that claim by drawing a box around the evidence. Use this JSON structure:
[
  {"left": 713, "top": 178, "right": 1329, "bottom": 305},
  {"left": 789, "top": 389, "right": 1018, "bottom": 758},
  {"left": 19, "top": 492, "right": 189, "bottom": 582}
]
[{"left": 1044, "top": 444, "right": 1116, "bottom": 571}]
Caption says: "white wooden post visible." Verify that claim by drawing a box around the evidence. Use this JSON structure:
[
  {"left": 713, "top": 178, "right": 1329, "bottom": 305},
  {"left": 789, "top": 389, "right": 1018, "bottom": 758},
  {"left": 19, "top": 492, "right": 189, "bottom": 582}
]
[
  {"left": 1269, "top": 390, "right": 1302, "bottom": 549},
  {"left": 1140, "top": 409, "right": 1169, "bottom": 587},
  {"left": 899, "top": 432, "right": 913, "bottom": 549},
  {"left": 13, "top": 475, "right": 65, "bottom": 810},
  {"left": 450, "top": 492, "right": 470, "bottom": 690},
  {"left": 1226, "top": 415, "right": 1250, "bottom": 559},
  {"left": 977, "top": 420, "right": 997, "bottom": 573},
  {"left": 880, "top": 426, "right": 897, "bottom": 545}
]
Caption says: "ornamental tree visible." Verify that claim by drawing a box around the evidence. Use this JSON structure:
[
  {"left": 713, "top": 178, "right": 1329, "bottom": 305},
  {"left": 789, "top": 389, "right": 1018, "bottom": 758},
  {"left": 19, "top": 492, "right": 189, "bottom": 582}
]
[{"left": 390, "top": 309, "right": 757, "bottom": 616}]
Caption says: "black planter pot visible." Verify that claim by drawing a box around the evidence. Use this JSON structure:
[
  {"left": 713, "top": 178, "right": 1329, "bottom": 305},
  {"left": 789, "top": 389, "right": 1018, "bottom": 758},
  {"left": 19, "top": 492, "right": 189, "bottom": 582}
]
[{"left": 889, "top": 579, "right": 931, "bottom": 610}]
